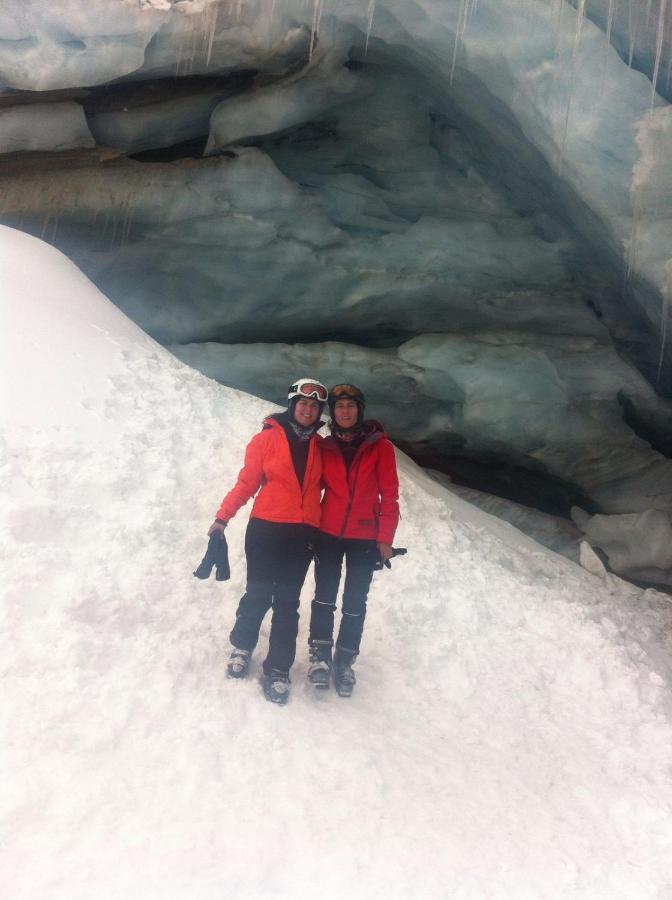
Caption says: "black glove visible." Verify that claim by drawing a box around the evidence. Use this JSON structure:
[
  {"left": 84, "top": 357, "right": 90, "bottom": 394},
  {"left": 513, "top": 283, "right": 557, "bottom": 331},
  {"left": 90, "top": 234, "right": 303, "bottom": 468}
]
[
  {"left": 373, "top": 547, "right": 407, "bottom": 571},
  {"left": 193, "top": 531, "right": 230, "bottom": 581}
]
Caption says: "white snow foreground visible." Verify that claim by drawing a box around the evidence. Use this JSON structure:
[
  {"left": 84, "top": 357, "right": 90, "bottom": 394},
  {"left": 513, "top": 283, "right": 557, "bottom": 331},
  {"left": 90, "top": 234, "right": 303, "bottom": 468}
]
[{"left": 2, "top": 226, "right": 672, "bottom": 899}]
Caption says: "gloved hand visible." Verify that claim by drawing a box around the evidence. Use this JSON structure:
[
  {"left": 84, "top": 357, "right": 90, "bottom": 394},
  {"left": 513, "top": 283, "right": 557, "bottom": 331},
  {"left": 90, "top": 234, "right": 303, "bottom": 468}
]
[
  {"left": 373, "top": 547, "right": 408, "bottom": 571},
  {"left": 377, "top": 542, "right": 393, "bottom": 563},
  {"left": 208, "top": 518, "right": 227, "bottom": 537}
]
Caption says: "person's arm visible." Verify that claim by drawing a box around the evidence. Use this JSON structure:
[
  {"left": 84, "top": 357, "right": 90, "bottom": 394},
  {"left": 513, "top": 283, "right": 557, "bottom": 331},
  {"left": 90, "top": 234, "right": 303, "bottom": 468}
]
[
  {"left": 376, "top": 439, "right": 400, "bottom": 554},
  {"left": 207, "top": 431, "right": 267, "bottom": 533}
]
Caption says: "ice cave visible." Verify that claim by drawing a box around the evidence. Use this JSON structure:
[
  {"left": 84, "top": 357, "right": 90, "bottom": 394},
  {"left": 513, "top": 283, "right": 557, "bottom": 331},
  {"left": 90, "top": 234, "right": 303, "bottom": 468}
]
[
  {"left": 1, "top": 0, "right": 671, "bottom": 587},
  {"left": 6, "top": 4, "right": 672, "bottom": 895}
]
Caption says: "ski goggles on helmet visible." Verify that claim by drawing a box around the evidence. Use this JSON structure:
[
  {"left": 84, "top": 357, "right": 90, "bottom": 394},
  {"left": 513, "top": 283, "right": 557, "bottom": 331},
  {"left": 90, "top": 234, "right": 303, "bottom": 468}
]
[
  {"left": 288, "top": 378, "right": 328, "bottom": 403},
  {"left": 328, "top": 384, "right": 365, "bottom": 405}
]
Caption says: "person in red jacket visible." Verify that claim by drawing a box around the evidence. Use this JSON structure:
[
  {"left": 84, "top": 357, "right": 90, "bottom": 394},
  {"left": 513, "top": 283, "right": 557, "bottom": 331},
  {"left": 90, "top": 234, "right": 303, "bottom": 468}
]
[
  {"left": 208, "top": 378, "right": 327, "bottom": 705},
  {"left": 308, "top": 383, "right": 400, "bottom": 696}
]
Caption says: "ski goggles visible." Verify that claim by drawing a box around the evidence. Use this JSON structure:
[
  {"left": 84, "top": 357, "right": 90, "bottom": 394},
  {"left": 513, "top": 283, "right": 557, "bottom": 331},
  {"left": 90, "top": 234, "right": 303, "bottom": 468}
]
[
  {"left": 288, "top": 379, "right": 328, "bottom": 402},
  {"left": 329, "top": 384, "right": 365, "bottom": 404}
]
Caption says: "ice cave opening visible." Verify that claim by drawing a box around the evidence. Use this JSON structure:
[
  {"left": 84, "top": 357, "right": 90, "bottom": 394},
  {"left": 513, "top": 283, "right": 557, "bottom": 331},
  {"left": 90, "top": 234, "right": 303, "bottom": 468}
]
[{"left": 1, "top": 0, "right": 671, "bottom": 587}]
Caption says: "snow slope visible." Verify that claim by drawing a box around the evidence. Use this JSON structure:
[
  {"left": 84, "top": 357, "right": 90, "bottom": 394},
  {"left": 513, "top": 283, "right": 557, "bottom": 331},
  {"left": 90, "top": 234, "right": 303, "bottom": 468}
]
[{"left": 2, "top": 225, "right": 672, "bottom": 898}]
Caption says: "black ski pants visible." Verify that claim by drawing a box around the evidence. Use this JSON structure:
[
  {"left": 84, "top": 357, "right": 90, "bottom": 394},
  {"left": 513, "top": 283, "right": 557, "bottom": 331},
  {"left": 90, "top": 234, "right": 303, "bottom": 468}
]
[
  {"left": 230, "top": 518, "right": 316, "bottom": 676},
  {"left": 309, "top": 531, "right": 378, "bottom": 659}
]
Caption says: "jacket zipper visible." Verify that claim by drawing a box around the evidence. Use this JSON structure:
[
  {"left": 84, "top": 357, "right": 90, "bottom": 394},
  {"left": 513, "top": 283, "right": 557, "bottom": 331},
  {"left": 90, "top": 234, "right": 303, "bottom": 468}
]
[
  {"left": 300, "top": 437, "right": 314, "bottom": 523},
  {"left": 281, "top": 420, "right": 314, "bottom": 524},
  {"left": 338, "top": 450, "right": 363, "bottom": 538}
]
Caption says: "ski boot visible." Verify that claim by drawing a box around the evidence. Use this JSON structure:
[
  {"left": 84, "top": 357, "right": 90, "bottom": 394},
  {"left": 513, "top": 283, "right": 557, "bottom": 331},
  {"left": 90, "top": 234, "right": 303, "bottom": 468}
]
[
  {"left": 227, "top": 646, "right": 251, "bottom": 679},
  {"left": 333, "top": 648, "right": 357, "bottom": 698},
  {"left": 307, "top": 640, "right": 332, "bottom": 690},
  {"left": 262, "top": 669, "right": 291, "bottom": 705}
]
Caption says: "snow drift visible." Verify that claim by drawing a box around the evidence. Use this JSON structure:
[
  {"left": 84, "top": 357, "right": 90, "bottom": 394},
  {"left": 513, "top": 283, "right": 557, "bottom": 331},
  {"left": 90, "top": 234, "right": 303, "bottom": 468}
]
[{"left": 2, "top": 226, "right": 672, "bottom": 898}]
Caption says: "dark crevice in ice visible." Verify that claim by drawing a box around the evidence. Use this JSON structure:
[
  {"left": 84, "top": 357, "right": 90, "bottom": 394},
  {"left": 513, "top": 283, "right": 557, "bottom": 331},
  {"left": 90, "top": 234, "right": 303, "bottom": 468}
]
[
  {"left": 402, "top": 446, "right": 602, "bottom": 518},
  {"left": 618, "top": 391, "right": 672, "bottom": 458},
  {"left": 80, "top": 71, "right": 258, "bottom": 115},
  {"left": 129, "top": 136, "right": 210, "bottom": 162}
]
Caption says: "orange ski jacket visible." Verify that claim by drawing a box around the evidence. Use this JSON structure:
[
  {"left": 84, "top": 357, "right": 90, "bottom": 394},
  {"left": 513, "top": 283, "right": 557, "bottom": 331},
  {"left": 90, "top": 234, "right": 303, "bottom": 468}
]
[
  {"left": 216, "top": 415, "right": 323, "bottom": 527},
  {"left": 319, "top": 421, "right": 399, "bottom": 544}
]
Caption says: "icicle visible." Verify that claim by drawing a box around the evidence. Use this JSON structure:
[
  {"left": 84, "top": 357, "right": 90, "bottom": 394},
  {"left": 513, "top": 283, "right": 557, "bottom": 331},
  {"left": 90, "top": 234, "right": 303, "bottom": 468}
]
[
  {"left": 650, "top": 0, "right": 668, "bottom": 107},
  {"left": 600, "top": 0, "right": 618, "bottom": 96},
  {"left": 203, "top": 3, "right": 218, "bottom": 69},
  {"left": 450, "top": 0, "right": 468, "bottom": 85},
  {"left": 40, "top": 215, "right": 50, "bottom": 241},
  {"left": 606, "top": 0, "right": 617, "bottom": 48},
  {"left": 628, "top": 0, "right": 636, "bottom": 68},
  {"left": 657, "top": 295, "right": 670, "bottom": 383},
  {"left": 188, "top": 15, "right": 198, "bottom": 75},
  {"left": 309, "top": 0, "right": 321, "bottom": 61},
  {"left": 553, "top": 0, "right": 565, "bottom": 55},
  {"left": 559, "top": 0, "right": 587, "bottom": 169},
  {"left": 365, "top": 0, "right": 376, "bottom": 55},
  {"left": 120, "top": 199, "right": 134, "bottom": 245},
  {"left": 625, "top": 199, "right": 639, "bottom": 284}
]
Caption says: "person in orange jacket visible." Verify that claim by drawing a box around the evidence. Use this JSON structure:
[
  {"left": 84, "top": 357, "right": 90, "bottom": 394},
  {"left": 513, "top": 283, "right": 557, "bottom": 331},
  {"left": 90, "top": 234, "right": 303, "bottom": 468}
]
[
  {"left": 208, "top": 378, "right": 327, "bottom": 704},
  {"left": 308, "top": 383, "right": 399, "bottom": 696}
]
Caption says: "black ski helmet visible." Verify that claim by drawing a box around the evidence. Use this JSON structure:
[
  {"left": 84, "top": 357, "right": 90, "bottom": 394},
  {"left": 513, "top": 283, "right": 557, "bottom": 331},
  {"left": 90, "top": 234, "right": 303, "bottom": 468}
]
[{"left": 328, "top": 383, "right": 366, "bottom": 425}]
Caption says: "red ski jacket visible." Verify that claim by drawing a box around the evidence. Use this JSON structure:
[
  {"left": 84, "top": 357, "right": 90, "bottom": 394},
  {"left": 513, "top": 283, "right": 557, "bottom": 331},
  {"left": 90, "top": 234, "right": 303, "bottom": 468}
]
[
  {"left": 216, "top": 416, "right": 323, "bottom": 527},
  {"left": 319, "top": 421, "right": 399, "bottom": 544}
]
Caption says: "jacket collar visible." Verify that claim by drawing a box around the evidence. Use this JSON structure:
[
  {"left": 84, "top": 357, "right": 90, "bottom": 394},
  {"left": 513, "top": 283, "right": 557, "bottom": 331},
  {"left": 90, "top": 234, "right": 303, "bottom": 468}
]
[
  {"left": 324, "top": 419, "right": 386, "bottom": 450},
  {"left": 263, "top": 411, "right": 324, "bottom": 434}
]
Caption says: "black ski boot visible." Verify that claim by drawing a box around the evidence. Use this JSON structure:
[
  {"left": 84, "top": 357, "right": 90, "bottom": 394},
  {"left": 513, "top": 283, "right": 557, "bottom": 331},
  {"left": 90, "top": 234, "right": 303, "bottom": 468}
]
[
  {"left": 307, "top": 640, "right": 332, "bottom": 690},
  {"left": 262, "top": 669, "right": 291, "bottom": 705},
  {"left": 227, "top": 646, "right": 251, "bottom": 679},
  {"left": 333, "top": 648, "right": 357, "bottom": 698}
]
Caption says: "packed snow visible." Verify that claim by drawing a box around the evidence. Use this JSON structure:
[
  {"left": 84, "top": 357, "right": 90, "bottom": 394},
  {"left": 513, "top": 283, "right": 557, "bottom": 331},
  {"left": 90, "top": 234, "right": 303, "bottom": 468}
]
[{"left": 3, "top": 226, "right": 672, "bottom": 898}]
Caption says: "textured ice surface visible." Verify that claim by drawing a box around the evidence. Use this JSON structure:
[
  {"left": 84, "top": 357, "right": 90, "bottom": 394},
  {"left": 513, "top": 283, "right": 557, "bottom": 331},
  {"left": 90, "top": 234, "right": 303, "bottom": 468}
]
[
  {"left": 205, "top": 37, "right": 366, "bottom": 152},
  {"left": 581, "top": 0, "right": 672, "bottom": 102},
  {"left": 170, "top": 334, "right": 672, "bottom": 515},
  {"left": 87, "top": 87, "right": 227, "bottom": 154},
  {"left": 0, "top": 102, "right": 94, "bottom": 154},
  {"left": 1, "top": 0, "right": 670, "bottom": 336},
  {"left": 0, "top": 0, "right": 164, "bottom": 90},
  {"left": 577, "top": 508, "right": 672, "bottom": 587},
  {"left": 0, "top": 123, "right": 576, "bottom": 344},
  {"left": 1, "top": 0, "right": 670, "bottom": 347}
]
